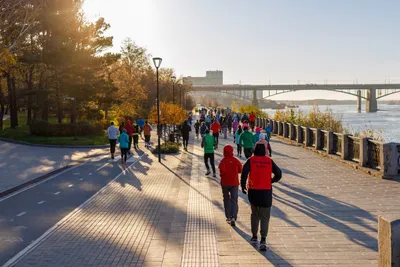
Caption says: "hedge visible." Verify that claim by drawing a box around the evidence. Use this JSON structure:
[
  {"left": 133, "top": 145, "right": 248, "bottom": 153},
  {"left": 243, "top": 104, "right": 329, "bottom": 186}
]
[
  {"left": 152, "top": 142, "right": 180, "bottom": 154},
  {"left": 29, "top": 120, "right": 103, "bottom": 137}
]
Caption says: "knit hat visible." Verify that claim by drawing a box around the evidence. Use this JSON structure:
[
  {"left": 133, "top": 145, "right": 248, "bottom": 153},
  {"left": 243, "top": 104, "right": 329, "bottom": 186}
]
[
  {"left": 259, "top": 133, "right": 266, "bottom": 140},
  {"left": 256, "top": 127, "right": 261, "bottom": 133}
]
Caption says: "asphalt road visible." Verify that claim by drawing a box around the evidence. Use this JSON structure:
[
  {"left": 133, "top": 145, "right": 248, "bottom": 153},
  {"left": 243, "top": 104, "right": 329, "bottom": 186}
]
[{"left": 0, "top": 151, "right": 144, "bottom": 266}]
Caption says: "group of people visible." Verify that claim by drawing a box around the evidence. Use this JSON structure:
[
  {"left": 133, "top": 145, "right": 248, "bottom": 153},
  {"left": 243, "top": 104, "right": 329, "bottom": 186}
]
[
  {"left": 106, "top": 120, "right": 153, "bottom": 164},
  {"left": 197, "top": 108, "right": 281, "bottom": 251}
]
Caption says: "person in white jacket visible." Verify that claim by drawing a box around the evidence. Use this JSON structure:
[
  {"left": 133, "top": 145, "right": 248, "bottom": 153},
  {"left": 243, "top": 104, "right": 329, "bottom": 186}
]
[{"left": 107, "top": 122, "right": 119, "bottom": 159}]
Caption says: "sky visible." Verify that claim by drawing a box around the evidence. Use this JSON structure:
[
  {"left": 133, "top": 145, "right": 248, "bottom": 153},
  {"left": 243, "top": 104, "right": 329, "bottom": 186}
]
[{"left": 83, "top": 0, "right": 400, "bottom": 100}]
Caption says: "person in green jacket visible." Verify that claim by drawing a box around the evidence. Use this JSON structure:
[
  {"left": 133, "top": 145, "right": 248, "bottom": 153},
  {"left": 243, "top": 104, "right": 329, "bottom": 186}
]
[
  {"left": 239, "top": 126, "right": 255, "bottom": 159},
  {"left": 201, "top": 129, "right": 216, "bottom": 177}
]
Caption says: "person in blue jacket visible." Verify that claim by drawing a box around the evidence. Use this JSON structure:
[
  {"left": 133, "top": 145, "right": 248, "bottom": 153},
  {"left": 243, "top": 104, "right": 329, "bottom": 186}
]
[
  {"left": 265, "top": 121, "right": 272, "bottom": 140},
  {"left": 118, "top": 129, "right": 129, "bottom": 164}
]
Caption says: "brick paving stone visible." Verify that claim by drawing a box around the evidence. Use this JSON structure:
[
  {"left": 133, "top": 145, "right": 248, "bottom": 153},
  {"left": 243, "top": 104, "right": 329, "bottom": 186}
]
[{"left": 7, "top": 129, "right": 400, "bottom": 267}]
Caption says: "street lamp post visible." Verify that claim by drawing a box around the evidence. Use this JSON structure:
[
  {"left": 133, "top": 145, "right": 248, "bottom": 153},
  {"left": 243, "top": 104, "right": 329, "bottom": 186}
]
[
  {"left": 152, "top": 57, "right": 162, "bottom": 163},
  {"left": 178, "top": 83, "right": 182, "bottom": 106},
  {"left": 171, "top": 76, "right": 176, "bottom": 104}
]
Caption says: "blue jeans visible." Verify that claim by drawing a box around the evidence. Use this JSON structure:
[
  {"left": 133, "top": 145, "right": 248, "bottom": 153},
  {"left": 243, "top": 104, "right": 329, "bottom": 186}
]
[{"left": 221, "top": 185, "right": 239, "bottom": 220}]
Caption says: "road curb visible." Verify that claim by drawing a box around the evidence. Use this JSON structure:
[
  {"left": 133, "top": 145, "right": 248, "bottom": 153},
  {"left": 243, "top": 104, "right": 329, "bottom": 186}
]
[
  {"left": 0, "top": 137, "right": 109, "bottom": 149},
  {"left": 0, "top": 166, "right": 71, "bottom": 198}
]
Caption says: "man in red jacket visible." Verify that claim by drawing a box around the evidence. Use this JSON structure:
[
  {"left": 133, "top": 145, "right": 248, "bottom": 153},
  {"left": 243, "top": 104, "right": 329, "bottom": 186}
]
[
  {"left": 124, "top": 120, "right": 135, "bottom": 154},
  {"left": 218, "top": 145, "right": 242, "bottom": 226},
  {"left": 249, "top": 111, "right": 256, "bottom": 132},
  {"left": 210, "top": 119, "right": 221, "bottom": 149}
]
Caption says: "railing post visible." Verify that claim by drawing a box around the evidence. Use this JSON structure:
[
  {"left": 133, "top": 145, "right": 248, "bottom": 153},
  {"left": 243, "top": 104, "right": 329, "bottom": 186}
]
[
  {"left": 282, "top": 122, "right": 288, "bottom": 138},
  {"left": 378, "top": 215, "right": 400, "bottom": 267},
  {"left": 315, "top": 129, "right": 322, "bottom": 150},
  {"left": 359, "top": 137, "right": 369, "bottom": 167},
  {"left": 327, "top": 131, "right": 334, "bottom": 154},
  {"left": 273, "top": 120, "right": 278, "bottom": 134},
  {"left": 382, "top": 143, "right": 400, "bottom": 179},
  {"left": 278, "top": 121, "right": 283, "bottom": 136},
  {"left": 290, "top": 123, "right": 295, "bottom": 140},
  {"left": 297, "top": 125, "right": 302, "bottom": 144},
  {"left": 305, "top": 127, "right": 311, "bottom": 146},
  {"left": 341, "top": 134, "right": 349, "bottom": 160}
]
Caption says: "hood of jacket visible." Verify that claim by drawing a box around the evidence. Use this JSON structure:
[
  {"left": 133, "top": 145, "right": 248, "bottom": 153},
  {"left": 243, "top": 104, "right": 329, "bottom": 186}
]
[{"left": 223, "top": 145, "right": 234, "bottom": 158}]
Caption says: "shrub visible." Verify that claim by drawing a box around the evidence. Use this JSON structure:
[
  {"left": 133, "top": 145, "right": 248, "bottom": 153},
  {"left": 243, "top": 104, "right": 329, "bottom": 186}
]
[
  {"left": 237, "top": 104, "right": 268, "bottom": 118},
  {"left": 29, "top": 120, "right": 103, "bottom": 137},
  {"left": 152, "top": 142, "right": 180, "bottom": 154}
]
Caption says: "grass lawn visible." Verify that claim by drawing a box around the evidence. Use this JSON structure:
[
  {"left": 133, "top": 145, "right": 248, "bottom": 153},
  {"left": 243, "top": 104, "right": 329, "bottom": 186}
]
[{"left": 1, "top": 116, "right": 108, "bottom": 146}]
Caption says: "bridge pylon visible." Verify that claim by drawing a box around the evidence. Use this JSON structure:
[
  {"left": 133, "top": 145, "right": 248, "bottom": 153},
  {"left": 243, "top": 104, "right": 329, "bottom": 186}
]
[
  {"left": 252, "top": 89, "right": 259, "bottom": 107},
  {"left": 366, "top": 88, "right": 378, "bottom": 112}
]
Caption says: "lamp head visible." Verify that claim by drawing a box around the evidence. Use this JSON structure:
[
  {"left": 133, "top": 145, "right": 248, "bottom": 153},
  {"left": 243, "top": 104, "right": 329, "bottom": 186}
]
[
  {"left": 171, "top": 76, "right": 176, "bottom": 82},
  {"left": 152, "top": 57, "right": 162, "bottom": 69}
]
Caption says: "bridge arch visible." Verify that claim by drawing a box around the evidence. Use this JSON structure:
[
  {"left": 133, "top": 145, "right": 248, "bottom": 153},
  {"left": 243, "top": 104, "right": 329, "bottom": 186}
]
[{"left": 262, "top": 89, "right": 368, "bottom": 100}]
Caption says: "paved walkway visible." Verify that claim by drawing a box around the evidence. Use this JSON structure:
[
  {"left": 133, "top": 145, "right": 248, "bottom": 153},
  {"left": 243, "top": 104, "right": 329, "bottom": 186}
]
[
  {"left": 0, "top": 141, "right": 108, "bottom": 194},
  {"left": 4, "top": 133, "right": 400, "bottom": 266}
]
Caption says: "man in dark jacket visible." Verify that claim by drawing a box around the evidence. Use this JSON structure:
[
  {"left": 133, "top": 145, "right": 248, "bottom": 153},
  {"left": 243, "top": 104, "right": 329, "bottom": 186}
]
[
  {"left": 181, "top": 121, "right": 191, "bottom": 151},
  {"left": 241, "top": 144, "right": 282, "bottom": 251}
]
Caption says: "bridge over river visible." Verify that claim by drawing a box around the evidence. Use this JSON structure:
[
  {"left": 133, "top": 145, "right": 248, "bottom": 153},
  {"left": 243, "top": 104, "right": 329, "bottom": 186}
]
[{"left": 192, "top": 83, "right": 400, "bottom": 112}]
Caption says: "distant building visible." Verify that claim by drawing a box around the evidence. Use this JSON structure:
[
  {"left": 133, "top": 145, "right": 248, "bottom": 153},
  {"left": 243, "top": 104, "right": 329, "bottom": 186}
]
[{"left": 184, "top": 70, "right": 223, "bottom": 86}]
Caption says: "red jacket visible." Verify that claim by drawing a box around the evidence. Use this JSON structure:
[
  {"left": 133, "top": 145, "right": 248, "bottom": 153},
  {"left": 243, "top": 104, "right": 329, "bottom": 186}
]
[
  {"left": 124, "top": 121, "right": 135, "bottom": 136},
  {"left": 219, "top": 145, "right": 242, "bottom": 186},
  {"left": 210, "top": 122, "right": 221, "bottom": 133},
  {"left": 249, "top": 113, "right": 256, "bottom": 122}
]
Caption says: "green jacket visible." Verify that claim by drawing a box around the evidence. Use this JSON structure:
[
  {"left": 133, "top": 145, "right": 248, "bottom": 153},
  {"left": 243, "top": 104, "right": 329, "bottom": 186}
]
[
  {"left": 239, "top": 130, "right": 255, "bottom": 148},
  {"left": 201, "top": 134, "right": 215, "bottom": 154}
]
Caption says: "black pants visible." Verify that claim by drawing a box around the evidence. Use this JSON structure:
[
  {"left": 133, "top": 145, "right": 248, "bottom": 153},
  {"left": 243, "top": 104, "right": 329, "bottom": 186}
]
[
  {"left": 268, "top": 143, "right": 272, "bottom": 157},
  {"left": 133, "top": 135, "right": 139, "bottom": 148},
  {"left": 250, "top": 121, "right": 255, "bottom": 131},
  {"left": 109, "top": 139, "right": 117, "bottom": 154},
  {"left": 244, "top": 148, "right": 253, "bottom": 159},
  {"left": 183, "top": 135, "right": 189, "bottom": 148},
  {"left": 237, "top": 144, "right": 242, "bottom": 156},
  {"left": 204, "top": 153, "right": 215, "bottom": 174},
  {"left": 213, "top": 133, "right": 219, "bottom": 146},
  {"left": 120, "top": 148, "right": 128, "bottom": 162},
  {"left": 128, "top": 136, "right": 133, "bottom": 151},
  {"left": 145, "top": 135, "right": 151, "bottom": 143}
]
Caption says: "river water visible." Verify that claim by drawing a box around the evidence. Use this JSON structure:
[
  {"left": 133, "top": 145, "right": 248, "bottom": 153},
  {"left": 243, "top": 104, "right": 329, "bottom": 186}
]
[{"left": 263, "top": 104, "right": 400, "bottom": 143}]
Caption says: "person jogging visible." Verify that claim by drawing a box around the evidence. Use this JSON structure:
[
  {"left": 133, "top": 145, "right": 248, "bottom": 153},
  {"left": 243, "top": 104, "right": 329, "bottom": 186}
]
[
  {"left": 194, "top": 120, "right": 200, "bottom": 138},
  {"left": 221, "top": 117, "right": 228, "bottom": 139},
  {"left": 210, "top": 120, "right": 221, "bottom": 149},
  {"left": 218, "top": 145, "right": 242, "bottom": 226},
  {"left": 142, "top": 121, "right": 152, "bottom": 148},
  {"left": 181, "top": 120, "right": 191, "bottom": 151},
  {"left": 201, "top": 129, "right": 216, "bottom": 177},
  {"left": 249, "top": 112, "right": 256, "bottom": 132},
  {"left": 239, "top": 126, "right": 255, "bottom": 159},
  {"left": 200, "top": 121, "right": 208, "bottom": 138},
  {"left": 232, "top": 119, "right": 239, "bottom": 141},
  {"left": 256, "top": 133, "right": 272, "bottom": 157},
  {"left": 234, "top": 125, "right": 243, "bottom": 158},
  {"left": 106, "top": 122, "right": 119, "bottom": 159},
  {"left": 119, "top": 121, "right": 125, "bottom": 134},
  {"left": 132, "top": 120, "right": 140, "bottom": 150},
  {"left": 118, "top": 129, "right": 130, "bottom": 164},
  {"left": 241, "top": 143, "right": 282, "bottom": 251},
  {"left": 124, "top": 120, "right": 134, "bottom": 154},
  {"left": 265, "top": 121, "right": 272, "bottom": 140}
]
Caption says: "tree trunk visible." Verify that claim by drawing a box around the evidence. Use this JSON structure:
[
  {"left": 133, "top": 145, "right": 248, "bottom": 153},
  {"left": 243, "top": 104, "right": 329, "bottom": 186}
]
[
  {"left": 55, "top": 69, "right": 62, "bottom": 124},
  {"left": 105, "top": 108, "right": 109, "bottom": 120},
  {"left": 0, "top": 76, "right": 4, "bottom": 132},
  {"left": 27, "top": 65, "right": 34, "bottom": 125},
  {"left": 6, "top": 73, "right": 18, "bottom": 128}
]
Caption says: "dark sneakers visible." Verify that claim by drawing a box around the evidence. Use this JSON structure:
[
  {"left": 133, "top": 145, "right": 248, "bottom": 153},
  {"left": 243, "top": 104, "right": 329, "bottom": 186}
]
[
  {"left": 230, "top": 218, "right": 236, "bottom": 227},
  {"left": 250, "top": 236, "right": 258, "bottom": 244},
  {"left": 205, "top": 170, "right": 211, "bottom": 176},
  {"left": 259, "top": 238, "right": 267, "bottom": 251}
]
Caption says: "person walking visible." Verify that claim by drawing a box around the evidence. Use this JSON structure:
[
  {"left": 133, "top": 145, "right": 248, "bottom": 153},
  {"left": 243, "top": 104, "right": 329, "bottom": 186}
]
[
  {"left": 118, "top": 129, "right": 130, "bottom": 164},
  {"left": 234, "top": 125, "right": 243, "bottom": 157},
  {"left": 106, "top": 122, "right": 119, "bottom": 159},
  {"left": 137, "top": 118, "right": 145, "bottom": 138},
  {"left": 201, "top": 129, "right": 216, "bottom": 177},
  {"left": 232, "top": 119, "right": 239, "bottom": 141},
  {"left": 210, "top": 119, "right": 221, "bottom": 149},
  {"left": 124, "top": 120, "right": 134, "bottom": 154},
  {"left": 249, "top": 112, "right": 256, "bottom": 132},
  {"left": 241, "top": 143, "right": 282, "bottom": 251},
  {"left": 221, "top": 118, "right": 228, "bottom": 139},
  {"left": 181, "top": 120, "right": 191, "bottom": 151},
  {"left": 119, "top": 121, "right": 125, "bottom": 134},
  {"left": 256, "top": 133, "right": 272, "bottom": 157},
  {"left": 265, "top": 121, "right": 272, "bottom": 140},
  {"left": 218, "top": 145, "right": 242, "bottom": 226},
  {"left": 227, "top": 114, "right": 233, "bottom": 135},
  {"left": 239, "top": 126, "right": 255, "bottom": 159},
  {"left": 194, "top": 120, "right": 200, "bottom": 138},
  {"left": 253, "top": 127, "right": 262, "bottom": 144},
  {"left": 200, "top": 121, "right": 208, "bottom": 138},
  {"left": 132, "top": 120, "right": 141, "bottom": 150},
  {"left": 142, "top": 121, "right": 153, "bottom": 148}
]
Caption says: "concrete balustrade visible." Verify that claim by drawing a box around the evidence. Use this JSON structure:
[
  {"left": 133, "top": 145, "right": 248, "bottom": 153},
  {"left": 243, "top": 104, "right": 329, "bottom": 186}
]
[
  {"left": 268, "top": 119, "right": 400, "bottom": 179},
  {"left": 378, "top": 215, "right": 400, "bottom": 267}
]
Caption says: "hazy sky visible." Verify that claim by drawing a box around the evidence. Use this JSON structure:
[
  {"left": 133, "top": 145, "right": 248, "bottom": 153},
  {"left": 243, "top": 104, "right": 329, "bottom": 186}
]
[{"left": 83, "top": 0, "right": 400, "bottom": 100}]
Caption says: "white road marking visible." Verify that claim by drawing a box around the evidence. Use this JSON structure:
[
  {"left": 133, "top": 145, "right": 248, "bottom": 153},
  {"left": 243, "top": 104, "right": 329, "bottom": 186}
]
[
  {"left": 54, "top": 191, "right": 60, "bottom": 195},
  {"left": 16, "top": 212, "right": 26, "bottom": 217},
  {"left": 73, "top": 172, "right": 80, "bottom": 176},
  {"left": 2, "top": 152, "right": 147, "bottom": 267},
  {"left": 37, "top": 201, "right": 45, "bottom": 205},
  {"left": 90, "top": 155, "right": 109, "bottom": 162},
  {"left": 79, "top": 178, "right": 84, "bottom": 181},
  {"left": 0, "top": 161, "right": 89, "bottom": 202},
  {"left": 88, "top": 173, "right": 92, "bottom": 176},
  {"left": 126, "top": 157, "right": 137, "bottom": 163},
  {"left": 96, "top": 162, "right": 110, "bottom": 171},
  {"left": 68, "top": 184, "right": 73, "bottom": 188},
  {"left": 9, "top": 219, "right": 14, "bottom": 222}
]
